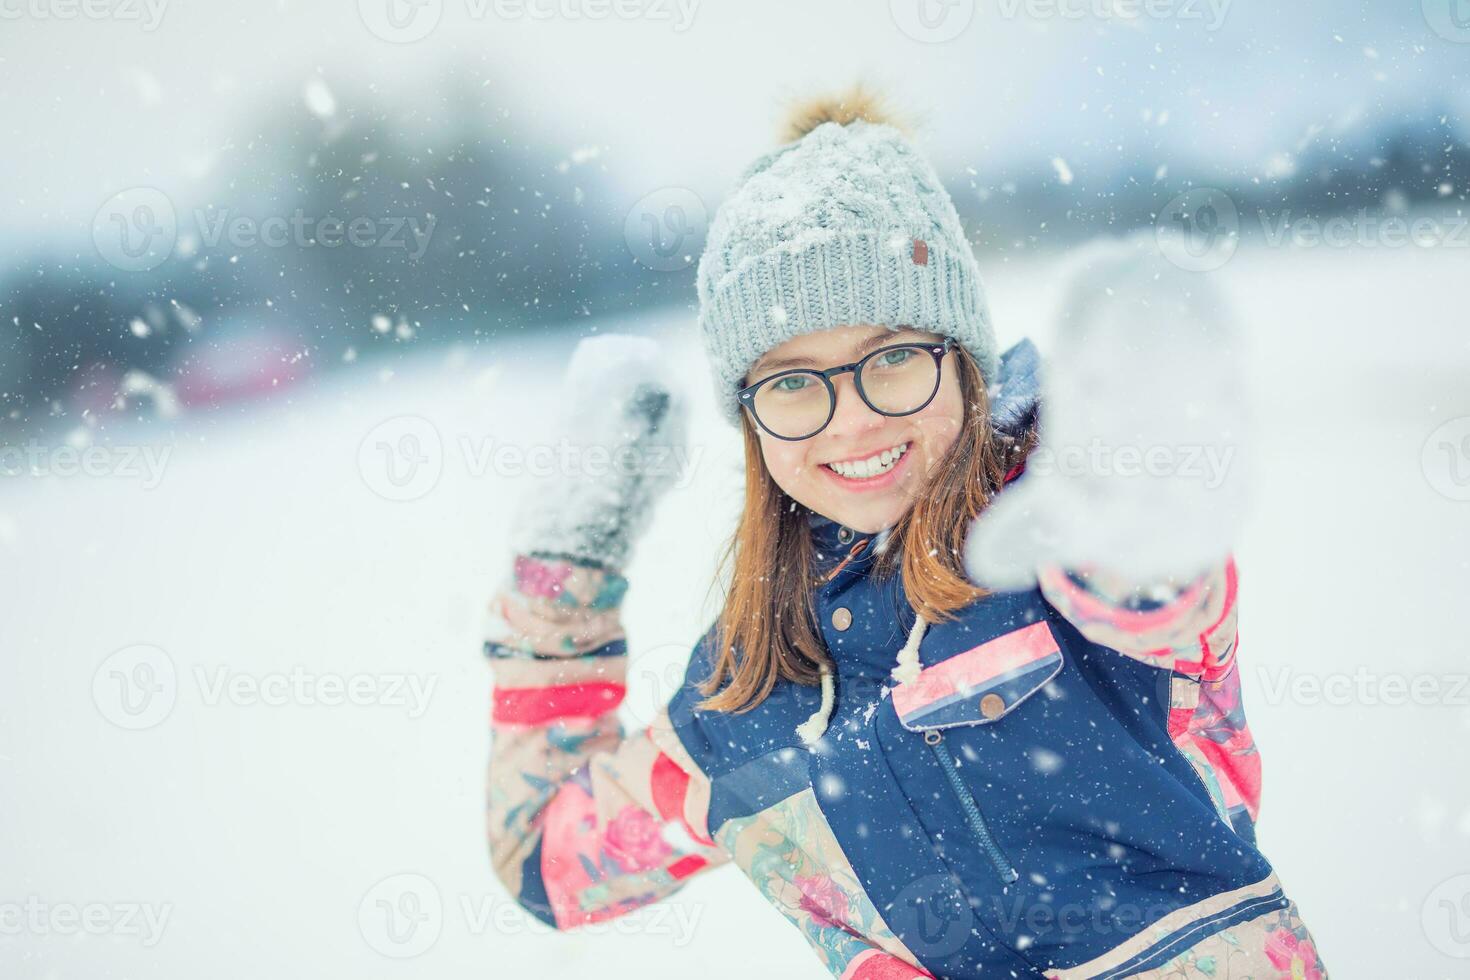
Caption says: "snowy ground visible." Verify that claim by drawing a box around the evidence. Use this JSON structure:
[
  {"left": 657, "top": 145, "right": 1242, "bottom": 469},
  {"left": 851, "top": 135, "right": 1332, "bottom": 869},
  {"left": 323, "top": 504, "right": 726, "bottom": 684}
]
[{"left": 2, "top": 240, "right": 1468, "bottom": 978}]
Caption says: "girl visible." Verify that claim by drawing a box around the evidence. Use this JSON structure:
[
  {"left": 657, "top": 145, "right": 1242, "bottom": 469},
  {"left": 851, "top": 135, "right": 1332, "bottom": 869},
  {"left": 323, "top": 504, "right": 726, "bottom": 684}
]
[{"left": 483, "top": 94, "right": 1323, "bottom": 979}]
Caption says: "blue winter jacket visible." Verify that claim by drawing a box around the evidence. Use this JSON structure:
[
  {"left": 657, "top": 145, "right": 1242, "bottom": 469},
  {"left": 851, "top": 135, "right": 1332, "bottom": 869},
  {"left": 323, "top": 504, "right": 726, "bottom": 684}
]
[{"left": 484, "top": 341, "right": 1324, "bottom": 980}]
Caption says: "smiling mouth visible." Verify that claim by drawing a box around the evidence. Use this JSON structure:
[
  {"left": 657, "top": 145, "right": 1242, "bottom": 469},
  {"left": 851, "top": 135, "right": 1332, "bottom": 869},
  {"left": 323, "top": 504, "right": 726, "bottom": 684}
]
[{"left": 824, "top": 442, "right": 910, "bottom": 480}]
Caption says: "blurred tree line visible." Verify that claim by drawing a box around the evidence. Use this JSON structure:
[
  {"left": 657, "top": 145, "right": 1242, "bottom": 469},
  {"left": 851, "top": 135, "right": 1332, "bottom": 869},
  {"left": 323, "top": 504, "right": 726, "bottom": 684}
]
[
  {"left": 0, "top": 74, "right": 684, "bottom": 433},
  {"left": 1, "top": 80, "right": 1464, "bottom": 436}
]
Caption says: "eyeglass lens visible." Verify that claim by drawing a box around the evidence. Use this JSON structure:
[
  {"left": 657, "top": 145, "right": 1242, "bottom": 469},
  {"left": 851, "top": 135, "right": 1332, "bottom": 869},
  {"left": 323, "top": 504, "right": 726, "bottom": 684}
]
[{"left": 750, "top": 345, "right": 941, "bottom": 439}]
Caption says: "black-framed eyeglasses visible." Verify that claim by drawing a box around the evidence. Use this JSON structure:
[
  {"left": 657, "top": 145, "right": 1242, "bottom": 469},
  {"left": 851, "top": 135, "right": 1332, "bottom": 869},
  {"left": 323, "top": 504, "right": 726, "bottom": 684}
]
[{"left": 737, "top": 337, "right": 958, "bottom": 441}]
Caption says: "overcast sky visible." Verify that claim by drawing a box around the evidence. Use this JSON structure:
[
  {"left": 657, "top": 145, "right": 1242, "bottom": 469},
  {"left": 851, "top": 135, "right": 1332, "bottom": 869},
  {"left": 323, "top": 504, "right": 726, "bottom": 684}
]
[{"left": 2, "top": 0, "right": 1466, "bottom": 249}]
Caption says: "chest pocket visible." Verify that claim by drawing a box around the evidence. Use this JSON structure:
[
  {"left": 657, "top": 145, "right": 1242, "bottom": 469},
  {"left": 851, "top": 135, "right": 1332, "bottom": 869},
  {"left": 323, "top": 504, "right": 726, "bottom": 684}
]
[{"left": 892, "top": 620, "right": 1063, "bottom": 731}]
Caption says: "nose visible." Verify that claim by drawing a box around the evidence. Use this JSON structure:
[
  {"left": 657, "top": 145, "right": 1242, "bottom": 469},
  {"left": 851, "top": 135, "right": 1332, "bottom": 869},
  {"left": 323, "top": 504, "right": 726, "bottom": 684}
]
[{"left": 824, "top": 372, "right": 884, "bottom": 438}]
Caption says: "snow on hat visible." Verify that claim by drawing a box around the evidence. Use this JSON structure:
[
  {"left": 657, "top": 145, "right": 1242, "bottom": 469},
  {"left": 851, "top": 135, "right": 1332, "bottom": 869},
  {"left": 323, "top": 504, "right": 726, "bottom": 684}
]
[{"left": 696, "top": 91, "right": 999, "bottom": 424}]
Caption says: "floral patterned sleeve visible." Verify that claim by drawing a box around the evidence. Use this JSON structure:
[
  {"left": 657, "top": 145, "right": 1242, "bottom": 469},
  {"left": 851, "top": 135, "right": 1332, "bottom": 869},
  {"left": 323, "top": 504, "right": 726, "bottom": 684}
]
[
  {"left": 1035, "top": 558, "right": 1239, "bottom": 680},
  {"left": 484, "top": 554, "right": 731, "bottom": 929},
  {"left": 1038, "top": 558, "right": 1264, "bottom": 838}
]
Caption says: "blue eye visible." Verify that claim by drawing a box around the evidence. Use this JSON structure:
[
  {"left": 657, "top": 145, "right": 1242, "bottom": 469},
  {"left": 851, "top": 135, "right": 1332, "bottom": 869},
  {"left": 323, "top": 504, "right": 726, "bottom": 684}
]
[
  {"left": 772, "top": 375, "right": 812, "bottom": 392},
  {"left": 871, "top": 348, "right": 915, "bottom": 369}
]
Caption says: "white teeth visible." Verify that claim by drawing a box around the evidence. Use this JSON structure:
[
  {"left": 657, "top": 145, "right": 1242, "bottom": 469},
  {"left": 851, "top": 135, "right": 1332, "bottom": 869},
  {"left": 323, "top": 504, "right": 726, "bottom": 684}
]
[{"left": 826, "top": 443, "right": 908, "bottom": 480}]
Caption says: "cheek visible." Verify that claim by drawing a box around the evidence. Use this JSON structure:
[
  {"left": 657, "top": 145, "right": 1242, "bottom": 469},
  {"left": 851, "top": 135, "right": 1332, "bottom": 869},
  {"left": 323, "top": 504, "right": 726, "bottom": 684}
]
[
  {"left": 756, "top": 438, "right": 812, "bottom": 495},
  {"left": 911, "top": 375, "right": 966, "bottom": 463}
]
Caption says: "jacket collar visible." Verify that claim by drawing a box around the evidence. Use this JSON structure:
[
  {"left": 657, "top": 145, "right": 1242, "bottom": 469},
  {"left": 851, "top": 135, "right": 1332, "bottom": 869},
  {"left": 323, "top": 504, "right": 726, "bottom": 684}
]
[
  {"left": 988, "top": 337, "right": 1041, "bottom": 443},
  {"left": 807, "top": 510, "right": 878, "bottom": 573}
]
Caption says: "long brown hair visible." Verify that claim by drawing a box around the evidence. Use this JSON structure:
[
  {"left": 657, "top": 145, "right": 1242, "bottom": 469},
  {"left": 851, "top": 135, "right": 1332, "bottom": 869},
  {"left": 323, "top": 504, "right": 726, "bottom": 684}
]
[{"left": 695, "top": 344, "right": 1034, "bottom": 714}]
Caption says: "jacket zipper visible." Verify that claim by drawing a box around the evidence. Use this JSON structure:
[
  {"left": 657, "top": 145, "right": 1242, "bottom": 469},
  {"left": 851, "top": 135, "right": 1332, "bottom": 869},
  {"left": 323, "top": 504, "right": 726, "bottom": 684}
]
[{"left": 923, "top": 730, "right": 1020, "bottom": 885}]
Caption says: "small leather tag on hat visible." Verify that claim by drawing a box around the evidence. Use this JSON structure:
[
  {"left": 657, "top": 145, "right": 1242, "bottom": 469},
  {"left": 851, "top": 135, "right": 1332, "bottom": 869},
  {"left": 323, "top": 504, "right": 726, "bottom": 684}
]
[{"left": 911, "top": 238, "right": 929, "bottom": 265}]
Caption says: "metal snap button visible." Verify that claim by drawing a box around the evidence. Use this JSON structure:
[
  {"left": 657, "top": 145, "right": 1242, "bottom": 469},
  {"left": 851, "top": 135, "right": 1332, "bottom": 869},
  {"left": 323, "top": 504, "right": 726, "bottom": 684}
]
[
  {"left": 831, "top": 607, "right": 853, "bottom": 631},
  {"left": 837, "top": 526, "right": 854, "bottom": 544},
  {"left": 979, "top": 693, "right": 1006, "bottom": 720}
]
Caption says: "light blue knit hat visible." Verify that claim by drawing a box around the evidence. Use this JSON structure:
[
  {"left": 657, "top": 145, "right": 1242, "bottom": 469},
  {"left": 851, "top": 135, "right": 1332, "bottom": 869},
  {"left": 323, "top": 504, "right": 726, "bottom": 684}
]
[{"left": 696, "top": 111, "right": 998, "bottom": 424}]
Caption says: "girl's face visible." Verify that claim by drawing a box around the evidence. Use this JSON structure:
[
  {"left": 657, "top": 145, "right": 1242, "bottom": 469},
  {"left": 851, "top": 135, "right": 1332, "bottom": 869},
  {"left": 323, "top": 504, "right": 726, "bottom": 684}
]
[{"left": 744, "top": 325, "right": 965, "bottom": 534}]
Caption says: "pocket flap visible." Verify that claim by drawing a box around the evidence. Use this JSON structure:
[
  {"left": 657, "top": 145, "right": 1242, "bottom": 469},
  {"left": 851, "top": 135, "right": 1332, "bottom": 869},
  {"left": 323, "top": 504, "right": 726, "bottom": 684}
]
[{"left": 893, "top": 620, "right": 1063, "bottom": 731}]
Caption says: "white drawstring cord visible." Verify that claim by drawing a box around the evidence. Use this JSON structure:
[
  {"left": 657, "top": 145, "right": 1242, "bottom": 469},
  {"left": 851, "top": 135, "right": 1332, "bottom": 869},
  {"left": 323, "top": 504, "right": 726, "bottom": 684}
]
[
  {"left": 796, "top": 608, "right": 928, "bottom": 748},
  {"left": 796, "top": 662, "right": 836, "bottom": 749},
  {"left": 890, "top": 612, "right": 928, "bottom": 686}
]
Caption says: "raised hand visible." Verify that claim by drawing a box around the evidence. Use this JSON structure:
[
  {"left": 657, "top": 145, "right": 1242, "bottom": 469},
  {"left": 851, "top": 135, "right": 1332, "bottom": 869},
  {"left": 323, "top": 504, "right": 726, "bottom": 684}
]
[
  {"left": 966, "top": 232, "right": 1248, "bottom": 589},
  {"left": 488, "top": 333, "right": 688, "bottom": 660},
  {"left": 510, "top": 333, "right": 689, "bottom": 571}
]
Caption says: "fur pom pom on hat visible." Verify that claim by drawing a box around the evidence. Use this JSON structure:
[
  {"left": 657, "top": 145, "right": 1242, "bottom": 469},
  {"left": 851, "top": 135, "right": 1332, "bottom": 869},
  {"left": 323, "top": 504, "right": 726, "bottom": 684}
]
[{"left": 697, "top": 91, "right": 999, "bottom": 423}]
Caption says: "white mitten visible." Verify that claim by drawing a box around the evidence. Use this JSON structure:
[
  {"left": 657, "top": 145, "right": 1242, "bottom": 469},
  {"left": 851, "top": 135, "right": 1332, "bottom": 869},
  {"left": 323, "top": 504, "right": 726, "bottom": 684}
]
[
  {"left": 966, "top": 233, "right": 1248, "bottom": 589},
  {"left": 510, "top": 333, "right": 689, "bottom": 572},
  {"left": 484, "top": 335, "right": 688, "bottom": 661}
]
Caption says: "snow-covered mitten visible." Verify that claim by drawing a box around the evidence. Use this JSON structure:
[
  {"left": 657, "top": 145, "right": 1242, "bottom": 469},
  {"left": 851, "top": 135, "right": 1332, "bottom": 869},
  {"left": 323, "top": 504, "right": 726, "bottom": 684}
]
[
  {"left": 485, "top": 334, "right": 688, "bottom": 659},
  {"left": 965, "top": 232, "right": 1248, "bottom": 589}
]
